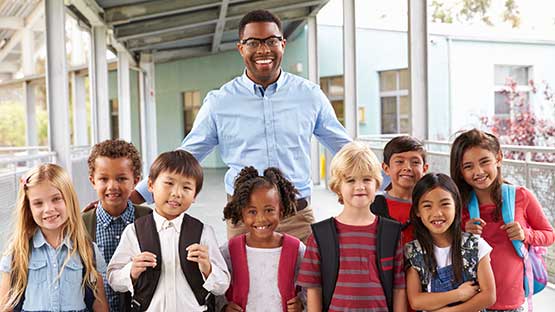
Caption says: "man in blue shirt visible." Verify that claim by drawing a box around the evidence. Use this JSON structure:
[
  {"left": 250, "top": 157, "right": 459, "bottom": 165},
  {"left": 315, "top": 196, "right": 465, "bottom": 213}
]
[{"left": 130, "top": 10, "right": 351, "bottom": 242}]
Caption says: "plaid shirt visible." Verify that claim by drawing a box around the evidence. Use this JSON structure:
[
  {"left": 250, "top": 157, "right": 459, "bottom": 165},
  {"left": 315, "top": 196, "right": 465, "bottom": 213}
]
[{"left": 96, "top": 201, "right": 135, "bottom": 312}]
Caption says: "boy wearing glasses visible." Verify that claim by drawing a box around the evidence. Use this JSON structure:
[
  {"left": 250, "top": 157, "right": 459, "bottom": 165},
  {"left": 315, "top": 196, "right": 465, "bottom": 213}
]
[{"left": 131, "top": 9, "right": 352, "bottom": 243}]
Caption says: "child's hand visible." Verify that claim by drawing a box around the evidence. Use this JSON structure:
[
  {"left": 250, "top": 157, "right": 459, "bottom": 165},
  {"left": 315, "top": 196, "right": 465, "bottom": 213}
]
[
  {"left": 456, "top": 281, "right": 479, "bottom": 302},
  {"left": 286, "top": 296, "right": 303, "bottom": 312},
  {"left": 224, "top": 302, "right": 243, "bottom": 312},
  {"left": 131, "top": 251, "right": 157, "bottom": 281},
  {"left": 186, "top": 243, "right": 212, "bottom": 278},
  {"left": 465, "top": 218, "right": 486, "bottom": 235},
  {"left": 501, "top": 222, "right": 525, "bottom": 241}
]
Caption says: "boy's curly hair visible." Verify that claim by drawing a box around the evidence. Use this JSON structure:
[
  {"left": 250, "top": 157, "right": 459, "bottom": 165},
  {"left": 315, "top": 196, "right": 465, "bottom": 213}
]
[
  {"left": 88, "top": 139, "right": 142, "bottom": 179},
  {"left": 223, "top": 166, "right": 299, "bottom": 225}
]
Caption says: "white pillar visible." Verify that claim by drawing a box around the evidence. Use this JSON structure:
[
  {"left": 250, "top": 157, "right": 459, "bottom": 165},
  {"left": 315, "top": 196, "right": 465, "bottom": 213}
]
[
  {"left": 307, "top": 16, "right": 320, "bottom": 185},
  {"left": 24, "top": 81, "right": 37, "bottom": 148},
  {"left": 89, "top": 26, "right": 111, "bottom": 143},
  {"left": 408, "top": 0, "right": 429, "bottom": 139},
  {"left": 22, "top": 28, "right": 34, "bottom": 76},
  {"left": 45, "top": 0, "right": 71, "bottom": 173},
  {"left": 139, "top": 53, "right": 158, "bottom": 172},
  {"left": 118, "top": 52, "right": 132, "bottom": 141},
  {"left": 343, "top": 0, "right": 357, "bottom": 139},
  {"left": 72, "top": 73, "right": 88, "bottom": 146}
]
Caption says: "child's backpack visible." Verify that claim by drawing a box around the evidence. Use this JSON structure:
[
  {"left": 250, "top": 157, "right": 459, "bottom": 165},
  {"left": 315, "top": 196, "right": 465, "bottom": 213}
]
[{"left": 467, "top": 184, "right": 548, "bottom": 298}]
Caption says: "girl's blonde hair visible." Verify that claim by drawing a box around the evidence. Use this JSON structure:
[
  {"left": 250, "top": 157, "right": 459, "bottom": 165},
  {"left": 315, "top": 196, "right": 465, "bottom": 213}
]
[
  {"left": 329, "top": 141, "right": 383, "bottom": 202},
  {"left": 3, "top": 163, "right": 99, "bottom": 309}
]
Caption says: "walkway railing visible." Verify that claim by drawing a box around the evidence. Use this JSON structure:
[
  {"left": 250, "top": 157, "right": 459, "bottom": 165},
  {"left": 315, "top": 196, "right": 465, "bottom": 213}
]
[{"left": 359, "top": 135, "right": 555, "bottom": 281}]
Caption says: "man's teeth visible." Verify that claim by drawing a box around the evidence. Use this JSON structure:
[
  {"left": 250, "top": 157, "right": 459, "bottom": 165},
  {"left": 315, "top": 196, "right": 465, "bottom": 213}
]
[{"left": 255, "top": 59, "right": 272, "bottom": 64}]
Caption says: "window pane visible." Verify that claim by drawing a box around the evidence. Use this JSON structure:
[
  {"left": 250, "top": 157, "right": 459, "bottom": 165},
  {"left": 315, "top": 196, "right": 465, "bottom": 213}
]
[
  {"left": 380, "top": 71, "right": 397, "bottom": 92},
  {"left": 400, "top": 117, "right": 410, "bottom": 133},
  {"left": 381, "top": 97, "right": 398, "bottom": 133},
  {"left": 494, "top": 91, "right": 510, "bottom": 114},
  {"left": 495, "top": 65, "right": 529, "bottom": 85},
  {"left": 399, "top": 96, "right": 410, "bottom": 114},
  {"left": 328, "top": 76, "right": 344, "bottom": 97},
  {"left": 399, "top": 69, "right": 410, "bottom": 90},
  {"left": 331, "top": 100, "right": 345, "bottom": 125}
]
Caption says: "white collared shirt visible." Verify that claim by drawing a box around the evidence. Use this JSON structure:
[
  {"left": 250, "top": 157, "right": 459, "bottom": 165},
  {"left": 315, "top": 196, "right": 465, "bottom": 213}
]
[{"left": 107, "top": 210, "right": 230, "bottom": 312}]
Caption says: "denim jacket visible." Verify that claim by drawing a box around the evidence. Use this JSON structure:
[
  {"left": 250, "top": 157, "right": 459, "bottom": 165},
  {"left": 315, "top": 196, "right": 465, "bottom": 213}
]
[{"left": 0, "top": 230, "right": 106, "bottom": 312}]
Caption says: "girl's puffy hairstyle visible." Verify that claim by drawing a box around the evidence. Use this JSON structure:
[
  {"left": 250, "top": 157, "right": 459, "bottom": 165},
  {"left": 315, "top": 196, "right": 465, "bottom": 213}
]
[
  {"left": 223, "top": 166, "right": 298, "bottom": 225},
  {"left": 450, "top": 128, "right": 504, "bottom": 220},
  {"left": 2, "top": 163, "right": 100, "bottom": 310},
  {"left": 329, "top": 141, "right": 382, "bottom": 203},
  {"left": 410, "top": 173, "right": 464, "bottom": 284}
]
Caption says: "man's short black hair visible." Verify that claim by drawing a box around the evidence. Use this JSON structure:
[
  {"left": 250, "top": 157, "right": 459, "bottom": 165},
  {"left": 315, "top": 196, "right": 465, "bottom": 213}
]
[{"left": 238, "top": 9, "right": 282, "bottom": 38}]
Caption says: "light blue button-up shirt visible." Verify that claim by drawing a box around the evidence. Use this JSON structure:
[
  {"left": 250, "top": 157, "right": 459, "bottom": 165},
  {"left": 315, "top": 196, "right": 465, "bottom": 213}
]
[
  {"left": 0, "top": 230, "right": 106, "bottom": 312},
  {"left": 136, "top": 70, "right": 351, "bottom": 201}
]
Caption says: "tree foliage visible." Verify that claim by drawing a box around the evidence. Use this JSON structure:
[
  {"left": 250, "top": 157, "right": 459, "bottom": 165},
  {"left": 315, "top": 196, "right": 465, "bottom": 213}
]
[
  {"left": 431, "top": 0, "right": 521, "bottom": 28},
  {"left": 0, "top": 102, "right": 48, "bottom": 147}
]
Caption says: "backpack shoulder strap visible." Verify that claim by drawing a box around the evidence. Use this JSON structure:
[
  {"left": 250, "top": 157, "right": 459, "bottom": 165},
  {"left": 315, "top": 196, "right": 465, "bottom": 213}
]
[
  {"left": 311, "top": 217, "right": 339, "bottom": 312},
  {"left": 468, "top": 191, "right": 480, "bottom": 220},
  {"left": 404, "top": 239, "right": 430, "bottom": 291},
  {"left": 82, "top": 208, "right": 97, "bottom": 242},
  {"left": 179, "top": 214, "right": 211, "bottom": 308},
  {"left": 133, "top": 204, "right": 152, "bottom": 219},
  {"left": 461, "top": 233, "right": 480, "bottom": 281},
  {"left": 227, "top": 234, "right": 249, "bottom": 310},
  {"left": 370, "top": 194, "right": 390, "bottom": 219},
  {"left": 377, "top": 216, "right": 402, "bottom": 312}
]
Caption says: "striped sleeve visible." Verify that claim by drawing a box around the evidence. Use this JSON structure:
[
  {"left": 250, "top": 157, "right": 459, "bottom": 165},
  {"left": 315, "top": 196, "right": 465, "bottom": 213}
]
[
  {"left": 297, "top": 234, "right": 322, "bottom": 288},
  {"left": 393, "top": 235, "right": 406, "bottom": 289}
]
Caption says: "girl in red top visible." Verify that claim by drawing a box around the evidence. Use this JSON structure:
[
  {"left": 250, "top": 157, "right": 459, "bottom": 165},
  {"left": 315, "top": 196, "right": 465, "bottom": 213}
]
[
  {"left": 450, "top": 129, "right": 555, "bottom": 311},
  {"left": 219, "top": 166, "right": 305, "bottom": 312}
]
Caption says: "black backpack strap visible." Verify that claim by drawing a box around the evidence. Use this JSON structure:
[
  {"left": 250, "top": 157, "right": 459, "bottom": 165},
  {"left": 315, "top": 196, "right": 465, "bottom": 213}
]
[
  {"left": 311, "top": 218, "right": 339, "bottom": 312},
  {"left": 370, "top": 194, "right": 390, "bottom": 219},
  {"left": 133, "top": 204, "right": 152, "bottom": 219},
  {"left": 377, "top": 216, "right": 402, "bottom": 312},
  {"left": 179, "top": 214, "right": 213, "bottom": 310},
  {"left": 132, "top": 213, "right": 162, "bottom": 312}
]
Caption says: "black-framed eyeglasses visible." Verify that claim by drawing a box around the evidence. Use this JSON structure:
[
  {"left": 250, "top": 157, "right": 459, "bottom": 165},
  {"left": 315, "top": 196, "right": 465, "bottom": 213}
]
[{"left": 239, "top": 35, "right": 283, "bottom": 50}]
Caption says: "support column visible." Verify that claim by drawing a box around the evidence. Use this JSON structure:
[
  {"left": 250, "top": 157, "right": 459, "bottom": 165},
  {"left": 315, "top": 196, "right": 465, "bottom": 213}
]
[
  {"left": 118, "top": 52, "right": 132, "bottom": 141},
  {"left": 139, "top": 53, "right": 158, "bottom": 173},
  {"left": 89, "top": 25, "right": 111, "bottom": 143},
  {"left": 72, "top": 73, "right": 88, "bottom": 146},
  {"left": 24, "top": 82, "right": 37, "bottom": 148},
  {"left": 408, "top": 0, "right": 429, "bottom": 139},
  {"left": 307, "top": 16, "right": 320, "bottom": 185},
  {"left": 45, "top": 0, "right": 71, "bottom": 173},
  {"left": 343, "top": 0, "right": 357, "bottom": 139}
]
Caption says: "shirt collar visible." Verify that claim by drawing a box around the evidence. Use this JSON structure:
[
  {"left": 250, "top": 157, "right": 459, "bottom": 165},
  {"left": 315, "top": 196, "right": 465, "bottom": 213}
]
[
  {"left": 152, "top": 209, "right": 185, "bottom": 233},
  {"left": 32, "top": 229, "right": 72, "bottom": 250},
  {"left": 97, "top": 200, "right": 136, "bottom": 228},
  {"left": 240, "top": 69, "right": 286, "bottom": 96}
]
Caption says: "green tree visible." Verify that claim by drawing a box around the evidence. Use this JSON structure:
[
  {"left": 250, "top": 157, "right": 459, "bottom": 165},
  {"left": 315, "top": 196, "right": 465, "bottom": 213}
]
[{"left": 0, "top": 102, "right": 49, "bottom": 147}]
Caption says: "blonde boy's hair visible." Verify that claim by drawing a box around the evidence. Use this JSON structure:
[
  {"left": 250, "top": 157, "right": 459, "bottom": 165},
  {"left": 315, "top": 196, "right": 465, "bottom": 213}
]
[
  {"left": 329, "top": 141, "right": 383, "bottom": 195},
  {"left": 2, "top": 163, "right": 100, "bottom": 310}
]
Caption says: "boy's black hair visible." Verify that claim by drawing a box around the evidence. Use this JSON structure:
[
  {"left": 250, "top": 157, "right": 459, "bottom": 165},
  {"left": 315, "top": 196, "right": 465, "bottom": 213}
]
[
  {"left": 148, "top": 150, "right": 203, "bottom": 196},
  {"left": 223, "top": 166, "right": 298, "bottom": 225},
  {"left": 410, "top": 173, "right": 464, "bottom": 284},
  {"left": 238, "top": 9, "right": 282, "bottom": 38},
  {"left": 88, "top": 139, "right": 142, "bottom": 179},
  {"left": 383, "top": 135, "right": 427, "bottom": 165}
]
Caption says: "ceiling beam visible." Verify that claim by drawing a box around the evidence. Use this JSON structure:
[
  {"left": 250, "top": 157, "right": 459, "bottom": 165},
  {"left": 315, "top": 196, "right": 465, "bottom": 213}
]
[
  {"left": 212, "top": 0, "right": 230, "bottom": 53},
  {"left": 0, "top": 16, "right": 24, "bottom": 30},
  {"left": 126, "top": 25, "right": 215, "bottom": 51},
  {"left": 114, "top": 0, "right": 322, "bottom": 41},
  {"left": 0, "top": 3, "right": 43, "bottom": 64},
  {"left": 0, "top": 62, "right": 18, "bottom": 73}
]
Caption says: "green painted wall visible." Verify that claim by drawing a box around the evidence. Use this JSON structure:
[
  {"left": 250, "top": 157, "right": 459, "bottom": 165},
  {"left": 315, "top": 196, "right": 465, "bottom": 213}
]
[{"left": 153, "top": 28, "right": 309, "bottom": 168}]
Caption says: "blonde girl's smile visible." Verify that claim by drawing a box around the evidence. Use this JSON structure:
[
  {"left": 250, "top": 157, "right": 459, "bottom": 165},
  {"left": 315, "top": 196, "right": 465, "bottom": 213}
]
[{"left": 27, "top": 182, "right": 68, "bottom": 234}]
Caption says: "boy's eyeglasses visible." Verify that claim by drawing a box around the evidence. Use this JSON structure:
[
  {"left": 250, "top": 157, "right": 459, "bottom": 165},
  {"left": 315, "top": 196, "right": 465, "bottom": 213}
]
[{"left": 239, "top": 36, "right": 283, "bottom": 50}]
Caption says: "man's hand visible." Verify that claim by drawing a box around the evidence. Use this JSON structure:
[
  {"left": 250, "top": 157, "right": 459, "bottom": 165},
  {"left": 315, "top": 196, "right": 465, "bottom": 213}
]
[
  {"left": 186, "top": 243, "right": 212, "bottom": 278},
  {"left": 286, "top": 296, "right": 303, "bottom": 312},
  {"left": 464, "top": 218, "right": 486, "bottom": 235},
  {"left": 456, "top": 281, "right": 479, "bottom": 302},
  {"left": 224, "top": 302, "right": 243, "bottom": 312},
  {"left": 131, "top": 252, "right": 157, "bottom": 281},
  {"left": 501, "top": 222, "right": 525, "bottom": 241}
]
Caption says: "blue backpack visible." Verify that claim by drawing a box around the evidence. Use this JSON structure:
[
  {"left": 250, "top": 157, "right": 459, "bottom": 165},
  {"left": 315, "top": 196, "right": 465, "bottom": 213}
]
[{"left": 467, "top": 184, "right": 548, "bottom": 298}]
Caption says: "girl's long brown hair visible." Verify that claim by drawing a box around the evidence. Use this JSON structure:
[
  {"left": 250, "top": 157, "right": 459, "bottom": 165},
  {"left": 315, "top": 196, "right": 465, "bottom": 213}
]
[{"left": 2, "top": 163, "right": 100, "bottom": 310}]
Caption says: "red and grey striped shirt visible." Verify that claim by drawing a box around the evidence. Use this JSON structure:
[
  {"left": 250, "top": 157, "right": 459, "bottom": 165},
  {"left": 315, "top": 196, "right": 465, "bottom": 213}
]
[{"left": 297, "top": 218, "right": 405, "bottom": 311}]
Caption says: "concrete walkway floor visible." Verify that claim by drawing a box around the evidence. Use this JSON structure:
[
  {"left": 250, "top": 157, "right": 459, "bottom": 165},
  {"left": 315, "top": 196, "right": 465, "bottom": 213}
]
[{"left": 187, "top": 168, "right": 554, "bottom": 311}]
